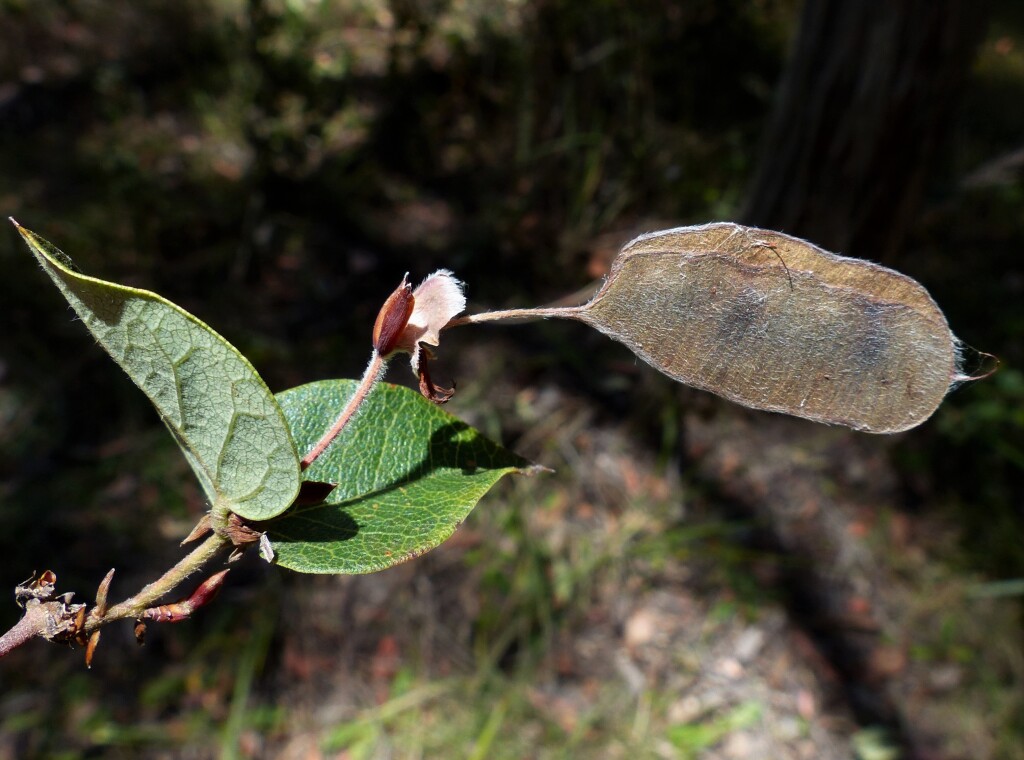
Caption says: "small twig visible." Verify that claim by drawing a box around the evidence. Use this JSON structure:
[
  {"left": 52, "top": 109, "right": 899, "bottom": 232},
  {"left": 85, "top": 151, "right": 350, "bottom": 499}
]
[
  {"left": 300, "top": 350, "right": 388, "bottom": 470},
  {"left": 92, "top": 532, "right": 230, "bottom": 629},
  {"left": 446, "top": 305, "right": 581, "bottom": 328},
  {"left": 141, "top": 569, "right": 230, "bottom": 623},
  {"left": 0, "top": 605, "right": 53, "bottom": 658},
  {"left": 0, "top": 533, "right": 231, "bottom": 660}
]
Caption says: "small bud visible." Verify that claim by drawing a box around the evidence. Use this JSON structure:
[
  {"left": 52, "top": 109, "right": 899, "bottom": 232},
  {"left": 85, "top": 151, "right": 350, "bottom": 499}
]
[
  {"left": 187, "top": 569, "right": 229, "bottom": 610},
  {"left": 181, "top": 514, "right": 212, "bottom": 545},
  {"left": 142, "top": 569, "right": 230, "bottom": 623},
  {"left": 134, "top": 621, "right": 147, "bottom": 646},
  {"left": 71, "top": 605, "right": 90, "bottom": 648},
  {"left": 372, "top": 275, "right": 415, "bottom": 356},
  {"left": 85, "top": 630, "right": 101, "bottom": 668},
  {"left": 94, "top": 568, "right": 115, "bottom": 617}
]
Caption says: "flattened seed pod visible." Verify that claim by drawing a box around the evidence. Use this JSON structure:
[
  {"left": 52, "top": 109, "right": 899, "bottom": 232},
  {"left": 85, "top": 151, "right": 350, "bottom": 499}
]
[{"left": 576, "top": 223, "right": 961, "bottom": 433}]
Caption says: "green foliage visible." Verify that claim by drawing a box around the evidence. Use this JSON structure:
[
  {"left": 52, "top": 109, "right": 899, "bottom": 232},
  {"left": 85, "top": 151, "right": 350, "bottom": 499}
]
[
  {"left": 851, "top": 728, "right": 901, "bottom": 760},
  {"left": 930, "top": 367, "right": 1024, "bottom": 580},
  {"left": 937, "top": 367, "right": 1024, "bottom": 457},
  {"left": 667, "top": 700, "right": 763, "bottom": 756},
  {"left": 269, "top": 380, "right": 533, "bottom": 573},
  {"left": 16, "top": 223, "right": 530, "bottom": 573},
  {"left": 17, "top": 223, "right": 302, "bottom": 521}
]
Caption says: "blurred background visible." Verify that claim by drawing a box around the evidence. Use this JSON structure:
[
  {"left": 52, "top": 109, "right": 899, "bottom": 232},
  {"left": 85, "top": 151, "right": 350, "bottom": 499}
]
[{"left": 1, "top": 1, "right": 1022, "bottom": 758}]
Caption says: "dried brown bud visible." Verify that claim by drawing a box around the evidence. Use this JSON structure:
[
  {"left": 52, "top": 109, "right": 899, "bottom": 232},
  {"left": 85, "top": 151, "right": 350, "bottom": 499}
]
[
  {"left": 94, "top": 568, "right": 115, "bottom": 617},
  {"left": 417, "top": 356, "right": 455, "bottom": 404},
  {"left": 85, "top": 630, "right": 101, "bottom": 668},
  {"left": 15, "top": 569, "right": 58, "bottom": 607},
  {"left": 134, "top": 621, "right": 147, "bottom": 646},
  {"left": 224, "top": 512, "right": 262, "bottom": 547},
  {"left": 372, "top": 275, "right": 414, "bottom": 356},
  {"left": 181, "top": 514, "right": 212, "bottom": 545}
]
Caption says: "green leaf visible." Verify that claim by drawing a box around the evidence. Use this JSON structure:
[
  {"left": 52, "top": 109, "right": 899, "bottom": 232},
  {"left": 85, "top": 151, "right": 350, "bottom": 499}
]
[
  {"left": 267, "top": 380, "right": 535, "bottom": 574},
  {"left": 14, "top": 221, "right": 301, "bottom": 520}
]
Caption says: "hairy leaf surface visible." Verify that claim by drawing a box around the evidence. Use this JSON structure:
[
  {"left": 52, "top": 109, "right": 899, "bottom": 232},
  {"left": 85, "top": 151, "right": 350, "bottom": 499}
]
[
  {"left": 578, "top": 223, "right": 961, "bottom": 432},
  {"left": 15, "top": 222, "right": 301, "bottom": 519},
  {"left": 267, "top": 380, "right": 535, "bottom": 574}
]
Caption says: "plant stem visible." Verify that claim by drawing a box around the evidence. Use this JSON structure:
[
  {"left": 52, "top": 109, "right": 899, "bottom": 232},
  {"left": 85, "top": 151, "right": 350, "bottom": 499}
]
[
  {"left": 445, "top": 305, "right": 582, "bottom": 328},
  {"left": 300, "top": 350, "right": 388, "bottom": 470},
  {"left": 91, "top": 532, "right": 230, "bottom": 629},
  {"left": 0, "top": 532, "right": 231, "bottom": 658},
  {"left": 0, "top": 605, "right": 51, "bottom": 658}
]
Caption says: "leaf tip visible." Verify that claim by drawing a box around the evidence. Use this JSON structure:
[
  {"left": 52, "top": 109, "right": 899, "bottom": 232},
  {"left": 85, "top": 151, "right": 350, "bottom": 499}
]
[{"left": 9, "top": 217, "right": 29, "bottom": 239}]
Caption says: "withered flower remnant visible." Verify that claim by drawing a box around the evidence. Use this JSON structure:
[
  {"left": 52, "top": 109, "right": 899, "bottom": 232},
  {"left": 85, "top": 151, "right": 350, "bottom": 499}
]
[
  {"left": 378, "top": 270, "right": 466, "bottom": 402},
  {"left": 301, "top": 270, "right": 466, "bottom": 470}
]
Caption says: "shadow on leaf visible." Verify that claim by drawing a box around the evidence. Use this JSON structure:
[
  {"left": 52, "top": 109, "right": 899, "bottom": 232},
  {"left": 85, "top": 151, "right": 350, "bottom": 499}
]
[{"left": 263, "top": 422, "right": 479, "bottom": 545}]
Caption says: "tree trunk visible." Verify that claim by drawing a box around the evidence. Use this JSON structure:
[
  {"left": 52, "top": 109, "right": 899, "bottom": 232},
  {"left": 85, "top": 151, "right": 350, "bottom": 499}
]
[{"left": 741, "top": 0, "right": 989, "bottom": 261}]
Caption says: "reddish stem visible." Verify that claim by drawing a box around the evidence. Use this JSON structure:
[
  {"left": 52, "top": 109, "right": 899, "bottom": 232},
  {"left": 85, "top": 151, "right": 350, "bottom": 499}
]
[
  {"left": 0, "top": 609, "right": 47, "bottom": 658},
  {"left": 300, "top": 351, "right": 387, "bottom": 470}
]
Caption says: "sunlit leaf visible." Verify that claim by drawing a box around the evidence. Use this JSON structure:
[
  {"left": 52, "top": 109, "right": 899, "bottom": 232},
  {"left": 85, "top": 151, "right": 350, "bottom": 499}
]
[
  {"left": 577, "top": 223, "right": 962, "bottom": 433},
  {"left": 266, "top": 380, "right": 536, "bottom": 574},
  {"left": 14, "top": 221, "right": 301, "bottom": 519}
]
